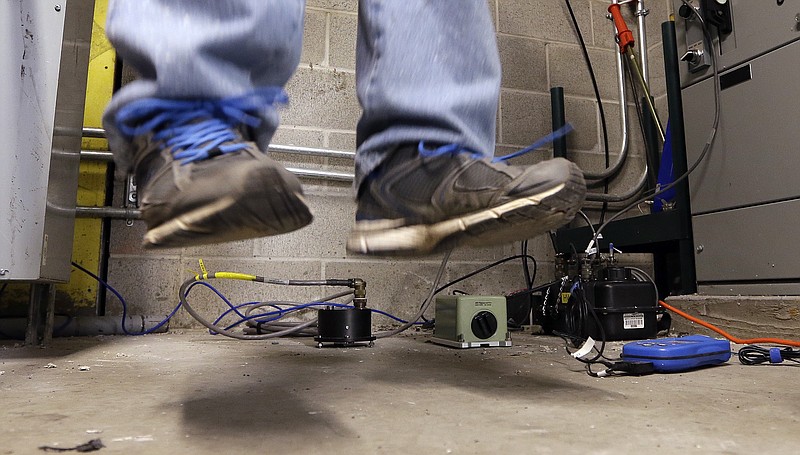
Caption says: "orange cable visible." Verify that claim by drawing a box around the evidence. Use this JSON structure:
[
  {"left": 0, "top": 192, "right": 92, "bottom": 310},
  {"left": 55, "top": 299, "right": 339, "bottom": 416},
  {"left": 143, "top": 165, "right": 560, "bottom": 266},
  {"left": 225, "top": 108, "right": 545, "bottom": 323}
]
[{"left": 659, "top": 300, "right": 800, "bottom": 347}]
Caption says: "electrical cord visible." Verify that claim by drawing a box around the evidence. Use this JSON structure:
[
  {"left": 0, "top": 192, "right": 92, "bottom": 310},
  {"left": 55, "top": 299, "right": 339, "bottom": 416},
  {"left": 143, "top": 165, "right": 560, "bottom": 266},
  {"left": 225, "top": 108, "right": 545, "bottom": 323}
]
[
  {"left": 738, "top": 345, "right": 800, "bottom": 366},
  {"left": 564, "top": 0, "right": 612, "bottom": 224},
  {"left": 72, "top": 261, "right": 180, "bottom": 335},
  {"left": 657, "top": 300, "right": 800, "bottom": 348},
  {"left": 626, "top": 265, "right": 800, "bottom": 349},
  {"left": 588, "top": 1, "right": 722, "bottom": 256}
]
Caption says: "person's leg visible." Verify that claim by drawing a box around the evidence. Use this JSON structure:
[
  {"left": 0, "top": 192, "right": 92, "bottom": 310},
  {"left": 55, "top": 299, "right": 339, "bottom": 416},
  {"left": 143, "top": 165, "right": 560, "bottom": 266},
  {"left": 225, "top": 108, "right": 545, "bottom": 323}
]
[
  {"left": 103, "top": 0, "right": 312, "bottom": 248},
  {"left": 348, "top": 0, "right": 586, "bottom": 256}
]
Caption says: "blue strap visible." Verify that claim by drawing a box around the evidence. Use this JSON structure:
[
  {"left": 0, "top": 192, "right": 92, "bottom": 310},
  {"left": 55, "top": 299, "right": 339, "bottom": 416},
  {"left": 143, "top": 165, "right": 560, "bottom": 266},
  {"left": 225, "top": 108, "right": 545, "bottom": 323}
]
[
  {"left": 769, "top": 347, "right": 783, "bottom": 363},
  {"left": 418, "top": 123, "right": 574, "bottom": 163},
  {"left": 115, "top": 87, "right": 288, "bottom": 164}
]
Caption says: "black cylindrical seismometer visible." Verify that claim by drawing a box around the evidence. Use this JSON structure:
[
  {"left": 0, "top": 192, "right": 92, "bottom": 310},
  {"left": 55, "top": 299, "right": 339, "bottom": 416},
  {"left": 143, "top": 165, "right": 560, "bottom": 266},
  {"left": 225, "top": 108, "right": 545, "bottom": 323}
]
[{"left": 315, "top": 307, "right": 375, "bottom": 348}]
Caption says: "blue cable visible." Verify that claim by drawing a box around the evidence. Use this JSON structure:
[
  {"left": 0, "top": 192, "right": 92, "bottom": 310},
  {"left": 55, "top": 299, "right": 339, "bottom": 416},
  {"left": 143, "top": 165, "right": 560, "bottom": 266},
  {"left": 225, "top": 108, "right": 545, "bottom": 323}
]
[
  {"left": 72, "top": 263, "right": 424, "bottom": 337},
  {"left": 71, "top": 262, "right": 181, "bottom": 336}
]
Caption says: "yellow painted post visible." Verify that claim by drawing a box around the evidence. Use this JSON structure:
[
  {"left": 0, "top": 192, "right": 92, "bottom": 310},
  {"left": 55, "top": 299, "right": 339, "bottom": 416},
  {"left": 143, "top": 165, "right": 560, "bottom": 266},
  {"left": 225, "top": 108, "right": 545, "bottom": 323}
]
[{"left": 58, "top": 0, "right": 116, "bottom": 314}]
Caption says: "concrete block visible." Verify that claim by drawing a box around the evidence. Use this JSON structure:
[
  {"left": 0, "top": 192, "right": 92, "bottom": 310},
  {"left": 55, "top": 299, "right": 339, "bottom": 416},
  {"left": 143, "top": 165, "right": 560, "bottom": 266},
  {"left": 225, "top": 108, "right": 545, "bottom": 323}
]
[
  {"left": 327, "top": 131, "right": 357, "bottom": 151},
  {"left": 106, "top": 256, "right": 184, "bottom": 324},
  {"left": 282, "top": 67, "right": 361, "bottom": 131},
  {"left": 301, "top": 9, "right": 327, "bottom": 66},
  {"left": 109, "top": 219, "right": 181, "bottom": 256},
  {"left": 564, "top": 96, "right": 600, "bottom": 151},
  {"left": 665, "top": 295, "right": 800, "bottom": 340},
  {"left": 306, "top": 0, "right": 357, "bottom": 12},
  {"left": 498, "top": 0, "right": 591, "bottom": 44},
  {"left": 181, "top": 239, "right": 256, "bottom": 259},
  {"left": 599, "top": 101, "right": 648, "bottom": 160},
  {"left": 498, "top": 35, "right": 548, "bottom": 92},
  {"left": 570, "top": 148, "right": 647, "bottom": 198},
  {"left": 499, "top": 90, "right": 552, "bottom": 146},
  {"left": 444, "top": 262, "right": 546, "bottom": 297},
  {"left": 271, "top": 127, "right": 328, "bottom": 170},
  {"left": 547, "top": 43, "right": 619, "bottom": 101},
  {"left": 255, "top": 190, "right": 355, "bottom": 259},
  {"left": 329, "top": 13, "right": 357, "bottom": 70},
  {"left": 323, "top": 259, "right": 445, "bottom": 322}
]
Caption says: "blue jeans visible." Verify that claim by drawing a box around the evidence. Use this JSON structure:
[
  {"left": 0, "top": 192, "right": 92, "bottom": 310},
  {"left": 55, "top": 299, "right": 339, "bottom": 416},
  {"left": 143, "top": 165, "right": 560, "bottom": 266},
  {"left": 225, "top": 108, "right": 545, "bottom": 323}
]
[{"left": 103, "top": 0, "right": 501, "bottom": 188}]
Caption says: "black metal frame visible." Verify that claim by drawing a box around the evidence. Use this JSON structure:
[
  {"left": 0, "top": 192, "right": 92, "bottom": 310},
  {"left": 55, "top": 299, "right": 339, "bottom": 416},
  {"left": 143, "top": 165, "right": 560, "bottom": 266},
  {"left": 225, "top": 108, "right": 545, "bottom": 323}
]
[{"left": 553, "top": 22, "right": 696, "bottom": 300}]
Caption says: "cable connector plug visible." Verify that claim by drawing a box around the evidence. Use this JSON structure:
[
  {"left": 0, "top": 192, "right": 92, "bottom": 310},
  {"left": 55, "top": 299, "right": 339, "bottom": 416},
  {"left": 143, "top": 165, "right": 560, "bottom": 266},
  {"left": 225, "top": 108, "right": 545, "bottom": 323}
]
[{"left": 588, "top": 360, "right": 655, "bottom": 377}]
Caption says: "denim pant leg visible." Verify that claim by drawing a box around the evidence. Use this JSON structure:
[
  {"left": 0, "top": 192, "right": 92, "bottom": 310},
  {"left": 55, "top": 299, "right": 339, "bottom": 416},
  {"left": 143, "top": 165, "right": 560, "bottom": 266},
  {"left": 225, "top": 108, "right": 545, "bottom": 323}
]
[
  {"left": 355, "top": 0, "right": 501, "bottom": 188},
  {"left": 102, "top": 0, "right": 305, "bottom": 171}
]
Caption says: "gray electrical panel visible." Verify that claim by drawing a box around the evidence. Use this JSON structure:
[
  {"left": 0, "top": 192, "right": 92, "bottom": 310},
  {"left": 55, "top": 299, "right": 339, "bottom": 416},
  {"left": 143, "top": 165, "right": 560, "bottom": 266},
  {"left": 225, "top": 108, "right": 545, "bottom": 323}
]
[
  {"left": 0, "top": 1, "right": 93, "bottom": 283},
  {"left": 673, "top": 0, "right": 800, "bottom": 294}
]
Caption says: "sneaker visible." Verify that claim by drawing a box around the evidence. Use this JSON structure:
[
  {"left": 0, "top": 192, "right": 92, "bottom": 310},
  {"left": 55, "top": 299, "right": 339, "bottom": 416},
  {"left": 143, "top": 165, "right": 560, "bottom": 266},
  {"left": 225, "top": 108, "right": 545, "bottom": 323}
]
[
  {"left": 115, "top": 90, "right": 312, "bottom": 249},
  {"left": 346, "top": 143, "right": 586, "bottom": 256}
]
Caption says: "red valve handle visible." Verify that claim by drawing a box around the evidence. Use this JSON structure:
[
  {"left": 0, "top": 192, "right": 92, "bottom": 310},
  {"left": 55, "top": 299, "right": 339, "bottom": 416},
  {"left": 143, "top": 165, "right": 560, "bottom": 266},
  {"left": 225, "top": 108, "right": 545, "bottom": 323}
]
[{"left": 608, "top": 3, "right": 634, "bottom": 54}]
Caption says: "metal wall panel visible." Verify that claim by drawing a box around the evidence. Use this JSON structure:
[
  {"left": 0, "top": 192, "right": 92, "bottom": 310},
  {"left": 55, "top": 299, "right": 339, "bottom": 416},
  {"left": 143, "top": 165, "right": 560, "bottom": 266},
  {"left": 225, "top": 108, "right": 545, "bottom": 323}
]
[
  {"left": 673, "top": 0, "right": 800, "bottom": 294},
  {"left": 693, "top": 199, "right": 800, "bottom": 283},
  {"left": 674, "top": 0, "right": 800, "bottom": 87},
  {"left": 683, "top": 39, "right": 800, "bottom": 214},
  {"left": 0, "top": 0, "right": 93, "bottom": 282}
]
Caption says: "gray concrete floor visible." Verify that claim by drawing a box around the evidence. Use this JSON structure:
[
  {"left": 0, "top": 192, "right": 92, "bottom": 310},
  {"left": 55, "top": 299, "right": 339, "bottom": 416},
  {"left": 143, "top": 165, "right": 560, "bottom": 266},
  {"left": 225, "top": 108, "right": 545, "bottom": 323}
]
[{"left": 1, "top": 330, "right": 799, "bottom": 454}]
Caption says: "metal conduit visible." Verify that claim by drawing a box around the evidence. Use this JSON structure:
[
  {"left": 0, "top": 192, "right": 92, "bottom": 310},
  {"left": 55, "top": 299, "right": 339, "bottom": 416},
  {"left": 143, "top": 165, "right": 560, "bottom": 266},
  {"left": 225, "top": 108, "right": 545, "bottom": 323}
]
[
  {"left": 79, "top": 128, "right": 356, "bottom": 182},
  {"left": 582, "top": 30, "right": 631, "bottom": 181},
  {"left": 585, "top": 163, "right": 648, "bottom": 203},
  {"left": 77, "top": 128, "right": 356, "bottom": 219}
]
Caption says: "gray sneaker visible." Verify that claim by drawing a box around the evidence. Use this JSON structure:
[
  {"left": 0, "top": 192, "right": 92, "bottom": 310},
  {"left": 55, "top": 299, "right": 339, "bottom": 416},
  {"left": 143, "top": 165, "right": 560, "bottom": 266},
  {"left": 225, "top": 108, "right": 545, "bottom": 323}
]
[
  {"left": 346, "top": 143, "right": 586, "bottom": 256},
  {"left": 116, "top": 93, "right": 312, "bottom": 249}
]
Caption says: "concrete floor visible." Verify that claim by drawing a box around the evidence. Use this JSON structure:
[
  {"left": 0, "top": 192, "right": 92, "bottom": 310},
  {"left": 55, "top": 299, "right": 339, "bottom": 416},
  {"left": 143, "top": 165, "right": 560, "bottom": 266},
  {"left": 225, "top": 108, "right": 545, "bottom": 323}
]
[{"left": 1, "top": 330, "right": 799, "bottom": 454}]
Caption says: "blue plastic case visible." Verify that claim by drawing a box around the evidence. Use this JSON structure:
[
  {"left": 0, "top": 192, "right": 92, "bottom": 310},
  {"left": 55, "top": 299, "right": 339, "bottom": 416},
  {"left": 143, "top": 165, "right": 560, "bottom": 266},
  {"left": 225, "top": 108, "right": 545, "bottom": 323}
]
[{"left": 621, "top": 335, "right": 731, "bottom": 372}]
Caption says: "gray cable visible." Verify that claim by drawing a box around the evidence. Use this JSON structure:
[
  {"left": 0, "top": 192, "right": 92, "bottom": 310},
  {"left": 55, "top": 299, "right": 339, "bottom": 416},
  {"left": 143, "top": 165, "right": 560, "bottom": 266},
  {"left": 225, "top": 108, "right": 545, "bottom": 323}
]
[{"left": 179, "top": 277, "right": 351, "bottom": 340}]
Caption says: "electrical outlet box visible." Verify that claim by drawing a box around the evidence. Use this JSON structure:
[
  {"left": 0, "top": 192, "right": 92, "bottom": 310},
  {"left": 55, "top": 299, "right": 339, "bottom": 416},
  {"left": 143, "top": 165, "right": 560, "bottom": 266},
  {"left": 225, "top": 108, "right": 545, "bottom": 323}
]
[{"left": 431, "top": 296, "right": 511, "bottom": 348}]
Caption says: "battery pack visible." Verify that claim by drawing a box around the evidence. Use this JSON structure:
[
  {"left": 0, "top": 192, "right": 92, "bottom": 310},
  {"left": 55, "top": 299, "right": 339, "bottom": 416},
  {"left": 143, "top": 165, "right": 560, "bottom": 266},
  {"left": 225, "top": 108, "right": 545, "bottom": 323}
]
[{"left": 621, "top": 335, "right": 731, "bottom": 372}]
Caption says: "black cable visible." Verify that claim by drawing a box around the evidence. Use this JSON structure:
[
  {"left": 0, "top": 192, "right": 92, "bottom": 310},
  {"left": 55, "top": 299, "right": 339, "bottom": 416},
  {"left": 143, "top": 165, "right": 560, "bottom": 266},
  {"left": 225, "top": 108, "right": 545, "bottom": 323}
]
[
  {"left": 419, "top": 253, "right": 541, "bottom": 323},
  {"left": 434, "top": 254, "right": 539, "bottom": 295},
  {"left": 738, "top": 345, "right": 800, "bottom": 365},
  {"left": 0, "top": 283, "right": 7, "bottom": 302},
  {"left": 521, "top": 241, "right": 537, "bottom": 290},
  {"left": 564, "top": 0, "right": 611, "bottom": 223}
]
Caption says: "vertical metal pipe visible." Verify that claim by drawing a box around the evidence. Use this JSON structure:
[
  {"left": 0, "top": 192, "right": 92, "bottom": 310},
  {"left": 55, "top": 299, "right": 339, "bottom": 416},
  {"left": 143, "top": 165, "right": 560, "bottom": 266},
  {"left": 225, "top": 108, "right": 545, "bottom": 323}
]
[
  {"left": 25, "top": 284, "right": 55, "bottom": 345},
  {"left": 636, "top": 0, "right": 650, "bottom": 84},
  {"left": 662, "top": 19, "right": 697, "bottom": 294},
  {"left": 550, "top": 87, "right": 567, "bottom": 159}
]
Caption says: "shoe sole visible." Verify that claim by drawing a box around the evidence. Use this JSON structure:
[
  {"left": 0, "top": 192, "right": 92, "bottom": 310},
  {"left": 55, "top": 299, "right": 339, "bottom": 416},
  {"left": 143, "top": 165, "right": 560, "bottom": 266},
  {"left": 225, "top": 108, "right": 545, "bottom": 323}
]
[
  {"left": 346, "top": 162, "right": 585, "bottom": 256},
  {"left": 142, "top": 166, "right": 312, "bottom": 249}
]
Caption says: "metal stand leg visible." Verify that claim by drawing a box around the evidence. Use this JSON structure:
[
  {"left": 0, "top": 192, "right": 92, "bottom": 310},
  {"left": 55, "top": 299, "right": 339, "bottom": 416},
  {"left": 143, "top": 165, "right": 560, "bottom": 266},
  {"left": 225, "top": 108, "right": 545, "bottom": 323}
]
[{"left": 25, "top": 284, "right": 56, "bottom": 345}]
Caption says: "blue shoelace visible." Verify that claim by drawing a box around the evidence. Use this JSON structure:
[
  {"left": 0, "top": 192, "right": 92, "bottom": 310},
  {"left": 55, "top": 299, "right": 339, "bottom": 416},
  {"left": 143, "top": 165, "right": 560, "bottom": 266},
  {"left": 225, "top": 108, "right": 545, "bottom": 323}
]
[
  {"left": 115, "top": 87, "right": 288, "bottom": 164},
  {"left": 418, "top": 123, "right": 574, "bottom": 163}
]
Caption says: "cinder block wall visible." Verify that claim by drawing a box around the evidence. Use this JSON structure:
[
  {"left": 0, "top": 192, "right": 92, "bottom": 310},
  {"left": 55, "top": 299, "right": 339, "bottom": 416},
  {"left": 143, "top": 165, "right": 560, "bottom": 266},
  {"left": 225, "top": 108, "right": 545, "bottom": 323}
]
[{"left": 106, "top": 0, "right": 673, "bottom": 328}]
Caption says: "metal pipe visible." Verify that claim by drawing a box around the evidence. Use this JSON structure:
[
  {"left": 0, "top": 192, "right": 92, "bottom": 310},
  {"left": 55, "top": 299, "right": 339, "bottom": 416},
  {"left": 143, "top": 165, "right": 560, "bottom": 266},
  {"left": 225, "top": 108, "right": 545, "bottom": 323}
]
[
  {"left": 269, "top": 144, "right": 355, "bottom": 159},
  {"left": 1, "top": 315, "right": 169, "bottom": 340},
  {"left": 582, "top": 15, "right": 631, "bottom": 181},
  {"left": 82, "top": 127, "right": 107, "bottom": 138},
  {"left": 80, "top": 127, "right": 357, "bottom": 160},
  {"left": 76, "top": 206, "right": 142, "bottom": 219},
  {"left": 626, "top": 48, "right": 665, "bottom": 142},
  {"left": 636, "top": 0, "right": 650, "bottom": 84},
  {"left": 284, "top": 167, "right": 354, "bottom": 182},
  {"left": 551, "top": 87, "right": 568, "bottom": 159},
  {"left": 80, "top": 150, "right": 114, "bottom": 162},
  {"left": 585, "top": 162, "right": 648, "bottom": 203}
]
